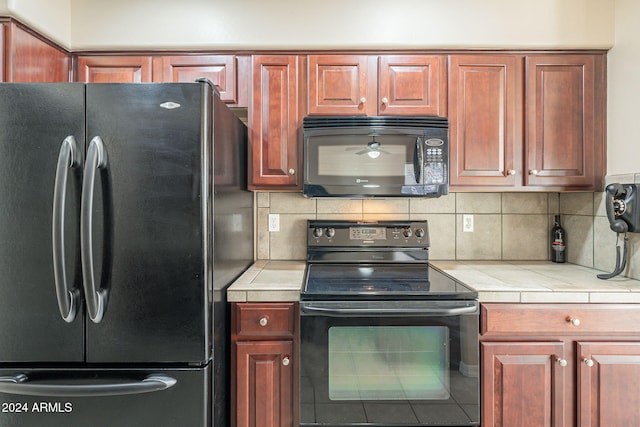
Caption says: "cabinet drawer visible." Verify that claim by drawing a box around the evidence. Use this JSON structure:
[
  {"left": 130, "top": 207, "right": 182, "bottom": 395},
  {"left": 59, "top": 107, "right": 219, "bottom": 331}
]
[
  {"left": 233, "top": 303, "right": 296, "bottom": 339},
  {"left": 481, "top": 303, "right": 640, "bottom": 336}
]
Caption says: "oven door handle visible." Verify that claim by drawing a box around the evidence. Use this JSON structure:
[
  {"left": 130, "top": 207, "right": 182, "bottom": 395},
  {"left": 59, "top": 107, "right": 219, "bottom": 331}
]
[{"left": 300, "top": 304, "right": 478, "bottom": 317}]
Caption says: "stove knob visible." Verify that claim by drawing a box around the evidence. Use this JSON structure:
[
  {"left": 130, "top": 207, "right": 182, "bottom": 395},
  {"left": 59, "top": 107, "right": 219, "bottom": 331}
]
[
  {"left": 415, "top": 227, "right": 425, "bottom": 238},
  {"left": 312, "top": 227, "right": 323, "bottom": 238},
  {"left": 402, "top": 227, "right": 412, "bottom": 238},
  {"left": 325, "top": 227, "right": 336, "bottom": 238}
]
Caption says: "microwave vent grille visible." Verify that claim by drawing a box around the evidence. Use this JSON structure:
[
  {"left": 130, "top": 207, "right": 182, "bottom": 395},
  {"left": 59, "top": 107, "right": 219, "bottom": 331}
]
[{"left": 303, "top": 116, "right": 448, "bottom": 130}]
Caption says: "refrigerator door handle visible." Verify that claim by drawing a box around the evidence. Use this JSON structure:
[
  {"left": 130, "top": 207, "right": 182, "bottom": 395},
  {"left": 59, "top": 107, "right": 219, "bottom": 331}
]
[
  {"left": 0, "top": 374, "right": 176, "bottom": 397},
  {"left": 81, "top": 136, "right": 108, "bottom": 323},
  {"left": 52, "top": 136, "right": 82, "bottom": 323}
]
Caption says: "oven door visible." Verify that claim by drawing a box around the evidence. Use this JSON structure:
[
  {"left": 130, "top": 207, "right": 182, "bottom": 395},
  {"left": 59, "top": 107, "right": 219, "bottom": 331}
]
[{"left": 299, "top": 300, "right": 479, "bottom": 426}]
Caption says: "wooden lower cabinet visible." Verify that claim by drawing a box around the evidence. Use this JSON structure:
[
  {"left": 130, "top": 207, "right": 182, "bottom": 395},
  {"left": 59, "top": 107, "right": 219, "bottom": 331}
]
[
  {"left": 482, "top": 341, "right": 567, "bottom": 427},
  {"left": 577, "top": 342, "right": 640, "bottom": 426},
  {"left": 235, "top": 340, "right": 294, "bottom": 427},
  {"left": 231, "top": 302, "right": 298, "bottom": 427},
  {"left": 481, "top": 304, "right": 640, "bottom": 427}
]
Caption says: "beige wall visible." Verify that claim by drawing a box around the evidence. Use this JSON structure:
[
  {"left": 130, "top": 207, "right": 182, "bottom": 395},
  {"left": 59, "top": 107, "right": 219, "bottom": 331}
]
[
  {"left": 3, "top": 0, "right": 615, "bottom": 50},
  {"left": 0, "top": 0, "right": 71, "bottom": 46},
  {"left": 607, "top": 0, "right": 640, "bottom": 175}
]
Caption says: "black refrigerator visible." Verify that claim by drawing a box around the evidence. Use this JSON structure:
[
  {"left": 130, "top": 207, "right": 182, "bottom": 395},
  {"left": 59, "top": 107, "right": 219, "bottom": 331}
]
[{"left": 0, "top": 81, "right": 254, "bottom": 426}]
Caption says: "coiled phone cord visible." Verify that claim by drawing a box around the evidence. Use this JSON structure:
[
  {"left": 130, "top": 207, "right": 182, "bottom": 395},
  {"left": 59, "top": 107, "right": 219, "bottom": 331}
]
[{"left": 597, "top": 232, "right": 629, "bottom": 280}]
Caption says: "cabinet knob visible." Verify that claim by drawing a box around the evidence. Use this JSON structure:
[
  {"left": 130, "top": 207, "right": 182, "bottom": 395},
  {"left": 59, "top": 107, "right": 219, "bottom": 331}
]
[
  {"left": 259, "top": 317, "right": 268, "bottom": 327},
  {"left": 584, "top": 358, "right": 594, "bottom": 367},
  {"left": 381, "top": 97, "right": 389, "bottom": 105},
  {"left": 507, "top": 169, "right": 516, "bottom": 176},
  {"left": 360, "top": 97, "right": 367, "bottom": 104},
  {"left": 282, "top": 356, "right": 290, "bottom": 366},
  {"left": 288, "top": 168, "right": 295, "bottom": 176},
  {"left": 557, "top": 358, "right": 568, "bottom": 367},
  {"left": 567, "top": 317, "right": 581, "bottom": 326},
  {"left": 529, "top": 169, "right": 539, "bottom": 176}
]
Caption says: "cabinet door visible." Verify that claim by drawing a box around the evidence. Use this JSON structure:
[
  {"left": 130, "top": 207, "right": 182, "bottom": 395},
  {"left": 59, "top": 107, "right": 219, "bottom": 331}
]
[
  {"left": 76, "top": 56, "right": 153, "bottom": 83},
  {"left": 378, "top": 55, "right": 446, "bottom": 116},
  {"left": 577, "top": 342, "right": 640, "bottom": 427},
  {"left": 482, "top": 342, "right": 566, "bottom": 427},
  {"left": 153, "top": 55, "right": 237, "bottom": 103},
  {"left": 307, "top": 54, "right": 377, "bottom": 116},
  {"left": 249, "top": 55, "right": 302, "bottom": 189},
  {"left": 448, "top": 55, "right": 523, "bottom": 188},
  {"left": 6, "top": 23, "right": 70, "bottom": 82},
  {"left": 235, "top": 340, "right": 294, "bottom": 427},
  {"left": 525, "top": 55, "right": 604, "bottom": 189}
]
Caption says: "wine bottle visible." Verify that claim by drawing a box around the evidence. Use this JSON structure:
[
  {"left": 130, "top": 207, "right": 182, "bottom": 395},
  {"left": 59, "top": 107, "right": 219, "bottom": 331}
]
[{"left": 551, "top": 215, "right": 566, "bottom": 263}]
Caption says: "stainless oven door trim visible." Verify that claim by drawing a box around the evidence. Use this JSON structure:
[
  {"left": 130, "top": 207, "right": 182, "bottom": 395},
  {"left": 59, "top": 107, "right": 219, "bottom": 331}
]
[{"left": 300, "top": 300, "right": 478, "bottom": 317}]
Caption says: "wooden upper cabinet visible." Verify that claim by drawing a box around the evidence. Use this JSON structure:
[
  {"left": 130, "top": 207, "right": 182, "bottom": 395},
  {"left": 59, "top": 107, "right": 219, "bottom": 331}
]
[
  {"left": 152, "top": 55, "right": 238, "bottom": 104},
  {"left": 378, "top": 55, "right": 446, "bottom": 115},
  {"left": 2, "top": 22, "right": 70, "bottom": 82},
  {"left": 76, "top": 56, "right": 153, "bottom": 83},
  {"left": 526, "top": 55, "right": 603, "bottom": 189},
  {"left": 449, "top": 54, "right": 523, "bottom": 187},
  {"left": 307, "top": 54, "right": 377, "bottom": 116},
  {"left": 249, "top": 55, "right": 303, "bottom": 190},
  {"left": 307, "top": 54, "right": 446, "bottom": 116},
  {"left": 0, "top": 23, "right": 4, "bottom": 81},
  {"left": 450, "top": 53, "right": 605, "bottom": 191}
]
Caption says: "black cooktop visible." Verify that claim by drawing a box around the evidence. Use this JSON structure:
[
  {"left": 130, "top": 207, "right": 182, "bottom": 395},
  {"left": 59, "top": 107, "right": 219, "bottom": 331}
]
[{"left": 301, "top": 263, "right": 477, "bottom": 301}]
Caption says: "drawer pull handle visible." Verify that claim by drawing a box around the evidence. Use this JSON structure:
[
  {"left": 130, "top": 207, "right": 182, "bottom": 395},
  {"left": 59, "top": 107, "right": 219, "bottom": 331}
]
[
  {"left": 567, "top": 317, "right": 581, "bottom": 326},
  {"left": 584, "top": 358, "right": 594, "bottom": 367},
  {"left": 282, "top": 356, "right": 290, "bottom": 366},
  {"left": 557, "top": 358, "right": 568, "bottom": 367},
  {"left": 360, "top": 97, "right": 367, "bottom": 104},
  {"left": 259, "top": 317, "right": 268, "bottom": 327}
]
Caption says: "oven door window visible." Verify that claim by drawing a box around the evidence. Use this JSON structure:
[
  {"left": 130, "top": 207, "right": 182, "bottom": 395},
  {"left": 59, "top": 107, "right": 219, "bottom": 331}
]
[{"left": 328, "top": 326, "right": 449, "bottom": 401}]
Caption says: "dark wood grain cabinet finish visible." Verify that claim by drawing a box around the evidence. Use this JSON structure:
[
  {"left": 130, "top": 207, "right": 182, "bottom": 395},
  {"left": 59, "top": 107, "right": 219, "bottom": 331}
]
[
  {"left": 152, "top": 54, "right": 241, "bottom": 104},
  {"left": 249, "top": 55, "right": 303, "bottom": 190},
  {"left": 1, "top": 21, "right": 70, "bottom": 82},
  {"left": 481, "top": 304, "right": 640, "bottom": 427},
  {"left": 449, "top": 54, "right": 523, "bottom": 187},
  {"left": 308, "top": 54, "right": 446, "bottom": 116},
  {"left": 231, "top": 303, "right": 298, "bottom": 427},
  {"left": 449, "top": 53, "right": 605, "bottom": 191},
  {"left": 525, "top": 55, "right": 604, "bottom": 189},
  {"left": 482, "top": 341, "right": 566, "bottom": 427},
  {"left": 76, "top": 55, "right": 153, "bottom": 83}
]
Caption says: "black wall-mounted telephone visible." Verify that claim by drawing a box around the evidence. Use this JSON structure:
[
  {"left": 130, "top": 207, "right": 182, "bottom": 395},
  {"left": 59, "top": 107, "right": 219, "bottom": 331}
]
[
  {"left": 604, "top": 183, "right": 640, "bottom": 233},
  {"left": 598, "top": 183, "right": 639, "bottom": 279}
]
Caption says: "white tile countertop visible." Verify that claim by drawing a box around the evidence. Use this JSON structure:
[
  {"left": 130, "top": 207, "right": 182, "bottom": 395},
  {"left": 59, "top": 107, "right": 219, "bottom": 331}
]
[{"left": 226, "top": 260, "right": 640, "bottom": 304}]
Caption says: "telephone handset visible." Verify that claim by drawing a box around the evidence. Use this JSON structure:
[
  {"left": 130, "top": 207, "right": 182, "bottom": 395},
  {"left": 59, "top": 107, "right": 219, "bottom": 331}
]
[
  {"left": 604, "top": 183, "right": 639, "bottom": 233},
  {"left": 598, "top": 183, "right": 639, "bottom": 279}
]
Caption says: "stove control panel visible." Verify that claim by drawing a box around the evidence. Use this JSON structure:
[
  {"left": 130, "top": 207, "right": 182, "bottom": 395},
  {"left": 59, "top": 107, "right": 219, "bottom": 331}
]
[{"left": 308, "top": 220, "right": 429, "bottom": 247}]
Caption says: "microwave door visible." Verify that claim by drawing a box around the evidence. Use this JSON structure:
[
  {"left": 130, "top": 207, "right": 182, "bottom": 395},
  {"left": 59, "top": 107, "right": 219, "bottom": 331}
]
[{"left": 305, "top": 134, "right": 426, "bottom": 197}]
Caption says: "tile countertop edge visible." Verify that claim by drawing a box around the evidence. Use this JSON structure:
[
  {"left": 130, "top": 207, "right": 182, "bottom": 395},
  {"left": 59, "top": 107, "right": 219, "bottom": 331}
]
[{"left": 226, "top": 260, "right": 640, "bottom": 304}]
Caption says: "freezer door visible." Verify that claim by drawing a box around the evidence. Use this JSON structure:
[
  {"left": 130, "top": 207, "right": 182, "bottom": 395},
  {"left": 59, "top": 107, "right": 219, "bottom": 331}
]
[
  {"left": 0, "top": 366, "right": 209, "bottom": 427},
  {"left": 83, "top": 83, "right": 210, "bottom": 363},
  {"left": 0, "top": 83, "right": 85, "bottom": 363}
]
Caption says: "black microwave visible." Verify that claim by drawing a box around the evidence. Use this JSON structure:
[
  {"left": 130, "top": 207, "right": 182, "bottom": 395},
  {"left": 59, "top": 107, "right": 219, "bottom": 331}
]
[{"left": 302, "top": 116, "right": 448, "bottom": 198}]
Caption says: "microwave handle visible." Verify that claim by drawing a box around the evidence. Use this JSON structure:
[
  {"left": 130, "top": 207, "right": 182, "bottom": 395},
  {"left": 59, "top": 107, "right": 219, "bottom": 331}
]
[{"left": 413, "top": 137, "right": 423, "bottom": 184}]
